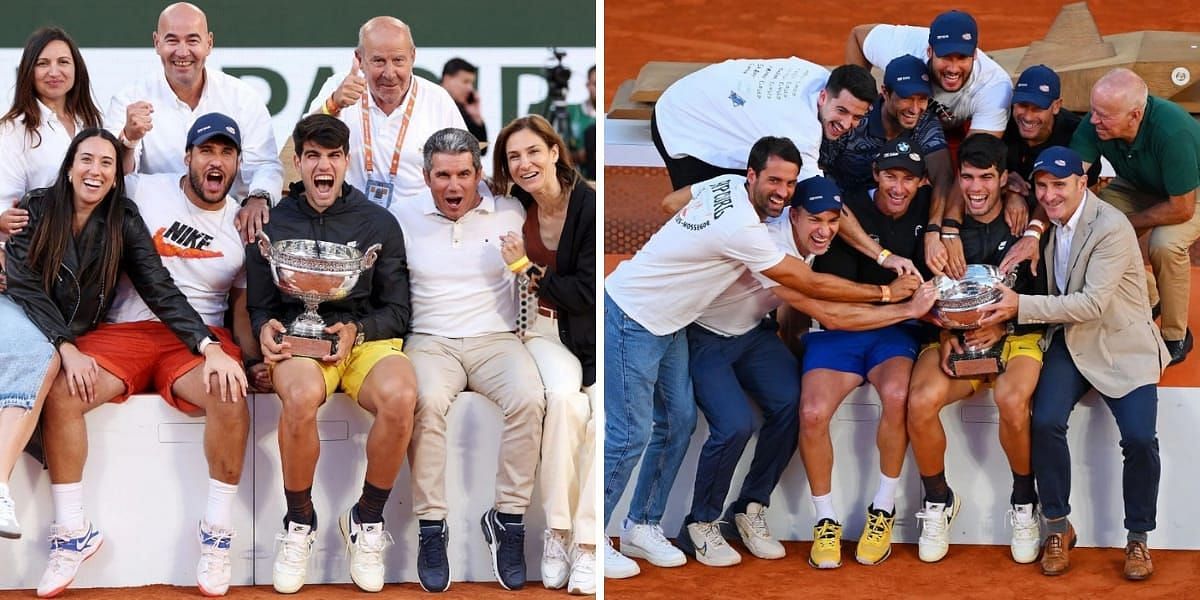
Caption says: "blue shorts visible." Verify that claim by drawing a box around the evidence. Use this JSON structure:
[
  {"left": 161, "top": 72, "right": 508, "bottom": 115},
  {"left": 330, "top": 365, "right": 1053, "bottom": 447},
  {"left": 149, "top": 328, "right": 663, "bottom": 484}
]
[{"left": 801, "top": 324, "right": 920, "bottom": 378}]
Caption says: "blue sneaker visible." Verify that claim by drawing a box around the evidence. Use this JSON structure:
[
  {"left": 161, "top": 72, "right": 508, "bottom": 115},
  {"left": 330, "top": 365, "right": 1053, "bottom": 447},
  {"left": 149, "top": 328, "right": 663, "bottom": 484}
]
[
  {"left": 37, "top": 521, "right": 104, "bottom": 598},
  {"left": 417, "top": 520, "right": 451, "bottom": 592},
  {"left": 480, "top": 509, "right": 526, "bottom": 590}
]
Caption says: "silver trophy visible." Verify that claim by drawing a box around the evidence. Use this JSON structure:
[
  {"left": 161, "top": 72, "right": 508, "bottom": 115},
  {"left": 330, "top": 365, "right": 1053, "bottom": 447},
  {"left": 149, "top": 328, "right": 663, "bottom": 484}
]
[
  {"left": 933, "top": 264, "right": 1017, "bottom": 376},
  {"left": 257, "top": 232, "right": 382, "bottom": 358}
]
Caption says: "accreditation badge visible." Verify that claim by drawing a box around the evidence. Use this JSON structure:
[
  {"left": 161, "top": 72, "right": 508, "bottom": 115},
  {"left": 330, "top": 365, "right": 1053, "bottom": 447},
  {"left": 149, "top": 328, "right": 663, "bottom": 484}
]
[{"left": 365, "top": 178, "right": 395, "bottom": 208}]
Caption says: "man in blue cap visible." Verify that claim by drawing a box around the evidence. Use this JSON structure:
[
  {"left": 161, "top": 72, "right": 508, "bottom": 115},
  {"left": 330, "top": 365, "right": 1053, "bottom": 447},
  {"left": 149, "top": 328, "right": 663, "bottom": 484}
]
[{"left": 980, "top": 145, "right": 1169, "bottom": 581}]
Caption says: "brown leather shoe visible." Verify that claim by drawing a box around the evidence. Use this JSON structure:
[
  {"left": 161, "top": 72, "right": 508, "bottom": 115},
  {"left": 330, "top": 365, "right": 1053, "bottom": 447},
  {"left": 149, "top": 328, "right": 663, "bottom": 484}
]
[
  {"left": 1124, "top": 540, "right": 1154, "bottom": 580},
  {"left": 1040, "top": 522, "right": 1076, "bottom": 576}
]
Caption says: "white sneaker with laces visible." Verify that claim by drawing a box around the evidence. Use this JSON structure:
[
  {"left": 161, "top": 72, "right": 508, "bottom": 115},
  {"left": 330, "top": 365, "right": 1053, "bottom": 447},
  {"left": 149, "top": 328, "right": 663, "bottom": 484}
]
[
  {"left": 197, "top": 521, "right": 235, "bottom": 597},
  {"left": 619, "top": 519, "right": 686, "bottom": 567},
  {"left": 273, "top": 521, "right": 316, "bottom": 594},
  {"left": 541, "top": 529, "right": 570, "bottom": 589},
  {"left": 0, "top": 491, "right": 19, "bottom": 539},
  {"left": 734, "top": 502, "right": 785, "bottom": 559},
  {"left": 339, "top": 509, "right": 392, "bottom": 592},
  {"left": 1008, "top": 503, "right": 1041, "bottom": 564},
  {"left": 37, "top": 521, "right": 104, "bottom": 598},
  {"left": 567, "top": 544, "right": 596, "bottom": 595},
  {"left": 916, "top": 494, "right": 961, "bottom": 563},
  {"left": 686, "top": 521, "right": 741, "bottom": 567},
  {"left": 603, "top": 538, "right": 639, "bottom": 579}
]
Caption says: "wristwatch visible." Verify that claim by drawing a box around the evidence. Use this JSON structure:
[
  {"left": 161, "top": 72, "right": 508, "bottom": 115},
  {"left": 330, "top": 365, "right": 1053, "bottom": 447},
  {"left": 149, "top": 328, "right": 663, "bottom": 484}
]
[
  {"left": 352, "top": 321, "right": 366, "bottom": 346},
  {"left": 241, "top": 189, "right": 272, "bottom": 207}
]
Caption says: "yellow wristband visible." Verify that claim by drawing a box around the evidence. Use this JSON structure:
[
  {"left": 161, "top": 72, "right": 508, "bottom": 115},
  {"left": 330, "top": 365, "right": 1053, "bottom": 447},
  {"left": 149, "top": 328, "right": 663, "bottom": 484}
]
[
  {"left": 322, "top": 96, "right": 341, "bottom": 116},
  {"left": 880, "top": 284, "right": 891, "bottom": 303},
  {"left": 507, "top": 256, "right": 531, "bottom": 273},
  {"left": 876, "top": 249, "right": 893, "bottom": 266}
]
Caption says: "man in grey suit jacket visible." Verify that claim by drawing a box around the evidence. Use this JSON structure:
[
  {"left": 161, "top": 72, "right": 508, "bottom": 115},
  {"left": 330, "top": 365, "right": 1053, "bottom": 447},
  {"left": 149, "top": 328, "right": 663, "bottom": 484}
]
[{"left": 980, "top": 146, "right": 1169, "bottom": 581}]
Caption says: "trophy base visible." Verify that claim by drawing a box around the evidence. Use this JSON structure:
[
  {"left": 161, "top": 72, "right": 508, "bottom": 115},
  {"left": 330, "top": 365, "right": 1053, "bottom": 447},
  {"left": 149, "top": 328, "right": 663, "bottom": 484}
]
[
  {"left": 277, "top": 333, "right": 339, "bottom": 359},
  {"left": 948, "top": 355, "right": 1004, "bottom": 377}
]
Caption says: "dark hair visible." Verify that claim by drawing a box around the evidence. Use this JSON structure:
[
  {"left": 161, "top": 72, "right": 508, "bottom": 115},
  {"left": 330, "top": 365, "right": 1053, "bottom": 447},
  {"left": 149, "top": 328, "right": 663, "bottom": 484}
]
[
  {"left": 747, "top": 136, "right": 803, "bottom": 175},
  {"left": 492, "top": 115, "right": 579, "bottom": 196},
  {"left": 825, "top": 64, "right": 879, "bottom": 105},
  {"left": 29, "top": 128, "right": 126, "bottom": 297},
  {"left": 1, "top": 27, "right": 102, "bottom": 148},
  {"left": 291, "top": 114, "right": 350, "bottom": 155},
  {"left": 958, "top": 133, "right": 1007, "bottom": 173},
  {"left": 587, "top": 64, "right": 596, "bottom": 78},
  {"left": 441, "top": 57, "right": 478, "bottom": 79}
]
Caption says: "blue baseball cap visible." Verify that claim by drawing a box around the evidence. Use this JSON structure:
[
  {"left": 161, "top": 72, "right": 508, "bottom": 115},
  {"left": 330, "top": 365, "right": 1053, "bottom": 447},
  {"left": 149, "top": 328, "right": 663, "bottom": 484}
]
[
  {"left": 929, "top": 10, "right": 978, "bottom": 58},
  {"left": 1031, "top": 146, "right": 1085, "bottom": 178},
  {"left": 884, "top": 55, "right": 932, "bottom": 98},
  {"left": 187, "top": 112, "right": 241, "bottom": 151},
  {"left": 1012, "top": 65, "right": 1061, "bottom": 109},
  {"left": 791, "top": 175, "right": 843, "bottom": 214},
  {"left": 874, "top": 138, "right": 926, "bottom": 177}
]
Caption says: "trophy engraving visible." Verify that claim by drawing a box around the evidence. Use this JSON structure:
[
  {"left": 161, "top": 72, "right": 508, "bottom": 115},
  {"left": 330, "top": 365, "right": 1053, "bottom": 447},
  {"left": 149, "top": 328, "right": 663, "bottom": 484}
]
[{"left": 933, "top": 264, "right": 1017, "bottom": 377}]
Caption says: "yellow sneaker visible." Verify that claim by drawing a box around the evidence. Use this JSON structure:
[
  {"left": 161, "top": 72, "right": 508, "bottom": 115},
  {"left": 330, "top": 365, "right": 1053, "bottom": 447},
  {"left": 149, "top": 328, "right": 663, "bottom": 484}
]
[
  {"left": 808, "top": 518, "right": 842, "bottom": 569},
  {"left": 856, "top": 505, "right": 895, "bottom": 565}
]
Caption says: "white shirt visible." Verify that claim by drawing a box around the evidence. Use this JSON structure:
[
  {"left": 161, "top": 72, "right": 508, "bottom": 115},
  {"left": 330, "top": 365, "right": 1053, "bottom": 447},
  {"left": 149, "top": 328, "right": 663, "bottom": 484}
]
[
  {"left": 605, "top": 174, "right": 787, "bottom": 336},
  {"left": 105, "top": 67, "right": 283, "bottom": 202},
  {"left": 389, "top": 182, "right": 525, "bottom": 337},
  {"left": 654, "top": 57, "right": 828, "bottom": 181},
  {"left": 107, "top": 173, "right": 246, "bottom": 327},
  {"left": 0, "top": 101, "right": 84, "bottom": 208},
  {"left": 1052, "top": 192, "right": 1089, "bottom": 295},
  {"left": 862, "top": 25, "right": 1013, "bottom": 132},
  {"left": 310, "top": 74, "right": 466, "bottom": 207}
]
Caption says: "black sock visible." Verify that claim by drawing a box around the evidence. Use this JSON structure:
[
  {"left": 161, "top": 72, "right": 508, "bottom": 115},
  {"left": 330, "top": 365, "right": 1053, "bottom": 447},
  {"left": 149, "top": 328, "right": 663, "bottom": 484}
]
[
  {"left": 284, "top": 487, "right": 315, "bottom": 527},
  {"left": 1011, "top": 472, "right": 1037, "bottom": 506},
  {"left": 921, "top": 471, "right": 951, "bottom": 504},
  {"left": 419, "top": 519, "right": 443, "bottom": 529},
  {"left": 354, "top": 481, "right": 391, "bottom": 524},
  {"left": 497, "top": 511, "right": 523, "bottom": 525}
]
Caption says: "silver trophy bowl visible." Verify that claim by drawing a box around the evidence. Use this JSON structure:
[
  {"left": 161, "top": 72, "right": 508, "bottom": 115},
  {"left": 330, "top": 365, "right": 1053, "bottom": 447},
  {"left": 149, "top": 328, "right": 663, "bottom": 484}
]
[{"left": 933, "top": 264, "right": 1015, "bottom": 329}]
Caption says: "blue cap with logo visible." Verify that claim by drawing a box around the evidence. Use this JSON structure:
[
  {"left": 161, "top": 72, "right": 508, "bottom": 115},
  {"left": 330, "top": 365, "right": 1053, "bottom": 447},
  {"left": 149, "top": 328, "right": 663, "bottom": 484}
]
[
  {"left": 791, "top": 175, "right": 843, "bottom": 214},
  {"left": 186, "top": 112, "right": 241, "bottom": 151},
  {"left": 928, "top": 10, "right": 978, "bottom": 58},
  {"left": 1031, "top": 146, "right": 1085, "bottom": 178},
  {"left": 874, "top": 138, "right": 926, "bottom": 177},
  {"left": 1012, "top": 65, "right": 1061, "bottom": 109},
  {"left": 884, "top": 55, "right": 932, "bottom": 98}
]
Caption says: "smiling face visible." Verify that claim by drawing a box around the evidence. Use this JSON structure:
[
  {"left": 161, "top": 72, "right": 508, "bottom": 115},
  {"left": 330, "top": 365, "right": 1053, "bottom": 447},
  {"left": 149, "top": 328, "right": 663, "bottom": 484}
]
[
  {"left": 153, "top": 6, "right": 212, "bottom": 91},
  {"left": 504, "top": 128, "right": 559, "bottom": 197},
  {"left": 817, "top": 88, "right": 871, "bottom": 141},
  {"left": 884, "top": 89, "right": 929, "bottom": 130},
  {"left": 184, "top": 138, "right": 238, "bottom": 206},
  {"left": 424, "top": 151, "right": 482, "bottom": 221},
  {"left": 790, "top": 206, "right": 840, "bottom": 256},
  {"left": 1088, "top": 90, "right": 1140, "bottom": 142},
  {"left": 958, "top": 163, "right": 1006, "bottom": 219},
  {"left": 70, "top": 135, "right": 118, "bottom": 210},
  {"left": 1012, "top": 100, "right": 1060, "bottom": 145},
  {"left": 746, "top": 155, "right": 800, "bottom": 220},
  {"left": 295, "top": 140, "right": 347, "bottom": 212},
  {"left": 33, "top": 40, "right": 75, "bottom": 106},
  {"left": 1035, "top": 171, "right": 1087, "bottom": 223},
  {"left": 928, "top": 51, "right": 973, "bottom": 92},
  {"left": 359, "top": 25, "right": 416, "bottom": 111},
  {"left": 873, "top": 167, "right": 923, "bottom": 217}
]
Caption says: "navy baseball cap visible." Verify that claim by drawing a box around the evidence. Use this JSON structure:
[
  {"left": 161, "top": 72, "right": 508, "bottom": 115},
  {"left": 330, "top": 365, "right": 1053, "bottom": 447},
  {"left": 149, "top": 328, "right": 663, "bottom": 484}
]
[
  {"left": 884, "top": 55, "right": 932, "bottom": 98},
  {"left": 1031, "top": 146, "right": 1085, "bottom": 178},
  {"left": 929, "top": 10, "right": 978, "bottom": 58},
  {"left": 187, "top": 112, "right": 241, "bottom": 151},
  {"left": 875, "top": 138, "right": 926, "bottom": 177},
  {"left": 1012, "top": 65, "right": 1061, "bottom": 109},
  {"left": 791, "top": 175, "right": 843, "bottom": 214}
]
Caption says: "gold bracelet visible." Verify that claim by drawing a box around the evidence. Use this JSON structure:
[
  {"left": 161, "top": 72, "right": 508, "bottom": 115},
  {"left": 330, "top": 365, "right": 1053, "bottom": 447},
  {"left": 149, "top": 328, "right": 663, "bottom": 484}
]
[{"left": 507, "top": 256, "right": 531, "bottom": 273}]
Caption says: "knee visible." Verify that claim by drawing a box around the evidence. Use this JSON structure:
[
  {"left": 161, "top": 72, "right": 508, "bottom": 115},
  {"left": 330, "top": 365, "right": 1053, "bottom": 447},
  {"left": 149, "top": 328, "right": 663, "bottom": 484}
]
[
  {"left": 43, "top": 375, "right": 81, "bottom": 419},
  {"left": 995, "top": 395, "right": 1030, "bottom": 433},
  {"left": 906, "top": 391, "right": 940, "bottom": 430},
  {"left": 376, "top": 385, "right": 417, "bottom": 428},
  {"left": 799, "top": 395, "right": 834, "bottom": 433},
  {"left": 277, "top": 383, "right": 323, "bottom": 428},
  {"left": 1147, "top": 236, "right": 1187, "bottom": 260},
  {"left": 713, "top": 416, "right": 755, "bottom": 447},
  {"left": 1029, "top": 408, "right": 1066, "bottom": 438},
  {"left": 877, "top": 383, "right": 908, "bottom": 420},
  {"left": 504, "top": 386, "right": 546, "bottom": 421},
  {"left": 1120, "top": 430, "right": 1158, "bottom": 454},
  {"left": 209, "top": 398, "right": 251, "bottom": 433}
]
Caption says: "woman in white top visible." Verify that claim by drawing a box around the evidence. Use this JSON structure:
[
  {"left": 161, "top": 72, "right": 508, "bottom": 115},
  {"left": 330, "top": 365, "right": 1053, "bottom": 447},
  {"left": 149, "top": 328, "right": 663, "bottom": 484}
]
[{"left": 0, "top": 27, "right": 103, "bottom": 239}]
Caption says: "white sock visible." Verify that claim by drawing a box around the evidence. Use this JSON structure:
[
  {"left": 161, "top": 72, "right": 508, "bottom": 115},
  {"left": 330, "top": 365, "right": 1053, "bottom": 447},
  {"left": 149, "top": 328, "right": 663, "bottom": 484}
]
[
  {"left": 0, "top": 482, "right": 10, "bottom": 498},
  {"left": 204, "top": 479, "right": 239, "bottom": 530},
  {"left": 51, "top": 482, "right": 85, "bottom": 531},
  {"left": 872, "top": 473, "right": 901, "bottom": 514},
  {"left": 811, "top": 493, "right": 837, "bottom": 523}
]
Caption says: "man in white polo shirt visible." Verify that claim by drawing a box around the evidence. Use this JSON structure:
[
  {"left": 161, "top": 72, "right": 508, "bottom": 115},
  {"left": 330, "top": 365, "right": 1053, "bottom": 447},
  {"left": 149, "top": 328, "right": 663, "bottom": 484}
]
[
  {"left": 311, "top": 16, "right": 466, "bottom": 208},
  {"left": 390, "top": 128, "right": 544, "bottom": 593},
  {"left": 106, "top": 2, "right": 283, "bottom": 244}
]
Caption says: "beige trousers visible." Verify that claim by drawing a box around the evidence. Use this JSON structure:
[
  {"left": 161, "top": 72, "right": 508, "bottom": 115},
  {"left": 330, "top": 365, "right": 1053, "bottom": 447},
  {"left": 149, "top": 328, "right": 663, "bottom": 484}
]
[
  {"left": 1099, "top": 178, "right": 1200, "bottom": 341},
  {"left": 407, "top": 332, "right": 545, "bottom": 520}
]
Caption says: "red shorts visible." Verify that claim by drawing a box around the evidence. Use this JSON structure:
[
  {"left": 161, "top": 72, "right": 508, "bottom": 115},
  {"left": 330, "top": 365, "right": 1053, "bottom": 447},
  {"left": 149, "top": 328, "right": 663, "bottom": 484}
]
[{"left": 74, "top": 321, "right": 241, "bottom": 413}]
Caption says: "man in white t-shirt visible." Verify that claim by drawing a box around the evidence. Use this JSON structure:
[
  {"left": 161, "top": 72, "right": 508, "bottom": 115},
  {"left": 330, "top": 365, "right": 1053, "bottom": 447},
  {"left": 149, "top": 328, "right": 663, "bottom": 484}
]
[
  {"left": 106, "top": 2, "right": 283, "bottom": 245},
  {"left": 36, "top": 113, "right": 255, "bottom": 598},
  {"left": 603, "top": 137, "right": 922, "bottom": 578},
  {"left": 310, "top": 16, "right": 466, "bottom": 208}
]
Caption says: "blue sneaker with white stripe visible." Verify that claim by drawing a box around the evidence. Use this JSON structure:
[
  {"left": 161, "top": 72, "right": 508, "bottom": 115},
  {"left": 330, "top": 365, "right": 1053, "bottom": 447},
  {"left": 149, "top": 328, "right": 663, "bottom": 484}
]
[
  {"left": 36, "top": 521, "right": 104, "bottom": 598},
  {"left": 197, "top": 520, "right": 235, "bottom": 596}
]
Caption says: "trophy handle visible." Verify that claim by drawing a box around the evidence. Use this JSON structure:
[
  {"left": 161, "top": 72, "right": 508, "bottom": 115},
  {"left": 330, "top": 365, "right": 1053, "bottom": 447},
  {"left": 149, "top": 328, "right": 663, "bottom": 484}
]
[
  {"left": 257, "top": 232, "right": 273, "bottom": 261},
  {"left": 361, "top": 243, "right": 383, "bottom": 270}
]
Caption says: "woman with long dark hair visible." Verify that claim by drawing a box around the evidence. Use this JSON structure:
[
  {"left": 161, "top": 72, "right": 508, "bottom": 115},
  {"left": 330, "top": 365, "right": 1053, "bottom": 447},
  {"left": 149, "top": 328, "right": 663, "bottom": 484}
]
[
  {"left": 0, "top": 129, "right": 245, "bottom": 540},
  {"left": 493, "top": 114, "right": 596, "bottom": 595}
]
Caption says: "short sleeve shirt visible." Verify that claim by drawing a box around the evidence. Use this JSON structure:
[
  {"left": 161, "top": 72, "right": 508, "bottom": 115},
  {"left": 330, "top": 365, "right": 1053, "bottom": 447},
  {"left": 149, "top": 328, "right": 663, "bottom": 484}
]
[
  {"left": 821, "top": 96, "right": 947, "bottom": 193},
  {"left": 1070, "top": 96, "right": 1200, "bottom": 198}
]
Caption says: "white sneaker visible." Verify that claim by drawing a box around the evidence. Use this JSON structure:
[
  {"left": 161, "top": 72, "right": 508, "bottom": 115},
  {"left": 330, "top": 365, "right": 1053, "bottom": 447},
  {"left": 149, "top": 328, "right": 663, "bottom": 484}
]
[
  {"left": 567, "top": 544, "right": 596, "bottom": 595},
  {"left": 541, "top": 529, "right": 570, "bottom": 589},
  {"left": 1008, "top": 503, "right": 1041, "bottom": 564},
  {"left": 37, "top": 521, "right": 104, "bottom": 598},
  {"left": 603, "top": 537, "right": 639, "bottom": 579},
  {"left": 734, "top": 502, "right": 786, "bottom": 559},
  {"left": 916, "top": 493, "right": 961, "bottom": 563},
  {"left": 339, "top": 508, "right": 392, "bottom": 592},
  {"left": 619, "top": 519, "right": 686, "bottom": 567},
  {"left": 197, "top": 521, "right": 235, "bottom": 597},
  {"left": 0, "top": 491, "right": 19, "bottom": 539},
  {"left": 273, "top": 521, "right": 316, "bottom": 594},
  {"left": 685, "top": 521, "right": 741, "bottom": 567}
]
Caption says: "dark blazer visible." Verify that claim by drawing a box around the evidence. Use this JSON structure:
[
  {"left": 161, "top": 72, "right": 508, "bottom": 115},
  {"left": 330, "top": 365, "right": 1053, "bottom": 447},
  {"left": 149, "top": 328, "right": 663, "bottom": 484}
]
[{"left": 513, "top": 182, "right": 596, "bottom": 385}]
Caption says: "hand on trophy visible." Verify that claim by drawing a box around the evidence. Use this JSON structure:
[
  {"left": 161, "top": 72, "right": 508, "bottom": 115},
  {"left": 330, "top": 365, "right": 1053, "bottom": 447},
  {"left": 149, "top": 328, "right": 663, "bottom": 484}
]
[
  {"left": 906, "top": 281, "right": 938, "bottom": 319},
  {"left": 887, "top": 274, "right": 922, "bottom": 302},
  {"left": 321, "top": 321, "right": 358, "bottom": 364},
  {"left": 977, "top": 284, "right": 1019, "bottom": 328},
  {"left": 964, "top": 323, "right": 1006, "bottom": 352},
  {"left": 939, "top": 329, "right": 965, "bottom": 377},
  {"left": 259, "top": 319, "right": 292, "bottom": 364}
]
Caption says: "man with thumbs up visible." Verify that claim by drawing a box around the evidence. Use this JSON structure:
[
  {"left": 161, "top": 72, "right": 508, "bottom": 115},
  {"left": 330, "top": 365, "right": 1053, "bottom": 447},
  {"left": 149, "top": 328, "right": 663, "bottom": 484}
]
[{"left": 309, "top": 16, "right": 465, "bottom": 208}]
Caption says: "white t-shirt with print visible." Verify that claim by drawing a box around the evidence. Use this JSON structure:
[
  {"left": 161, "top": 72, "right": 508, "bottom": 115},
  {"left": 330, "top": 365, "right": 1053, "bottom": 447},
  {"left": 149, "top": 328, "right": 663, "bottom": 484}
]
[
  {"left": 863, "top": 24, "right": 1012, "bottom": 132},
  {"left": 107, "top": 173, "right": 246, "bottom": 327},
  {"left": 654, "top": 57, "right": 828, "bottom": 182},
  {"left": 605, "top": 174, "right": 786, "bottom": 336}
]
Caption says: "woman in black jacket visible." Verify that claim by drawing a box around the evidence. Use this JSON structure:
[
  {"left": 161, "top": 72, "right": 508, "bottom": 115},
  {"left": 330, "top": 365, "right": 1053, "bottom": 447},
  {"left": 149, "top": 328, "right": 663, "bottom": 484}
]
[{"left": 493, "top": 114, "right": 596, "bottom": 594}]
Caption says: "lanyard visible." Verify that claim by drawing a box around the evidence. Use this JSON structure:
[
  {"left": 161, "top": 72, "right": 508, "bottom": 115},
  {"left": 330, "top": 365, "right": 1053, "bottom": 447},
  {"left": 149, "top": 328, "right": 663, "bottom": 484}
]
[{"left": 360, "top": 79, "right": 419, "bottom": 179}]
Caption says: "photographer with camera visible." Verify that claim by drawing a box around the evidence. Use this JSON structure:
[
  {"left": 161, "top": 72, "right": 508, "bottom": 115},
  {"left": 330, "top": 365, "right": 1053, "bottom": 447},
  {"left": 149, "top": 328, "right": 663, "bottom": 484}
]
[{"left": 440, "top": 58, "right": 488, "bottom": 155}]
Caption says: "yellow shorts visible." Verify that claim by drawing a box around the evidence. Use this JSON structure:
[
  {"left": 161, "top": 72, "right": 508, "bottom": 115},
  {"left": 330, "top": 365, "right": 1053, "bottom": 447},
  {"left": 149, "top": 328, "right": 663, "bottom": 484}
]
[
  {"left": 920, "top": 332, "right": 1044, "bottom": 392},
  {"left": 288, "top": 338, "right": 407, "bottom": 401}
]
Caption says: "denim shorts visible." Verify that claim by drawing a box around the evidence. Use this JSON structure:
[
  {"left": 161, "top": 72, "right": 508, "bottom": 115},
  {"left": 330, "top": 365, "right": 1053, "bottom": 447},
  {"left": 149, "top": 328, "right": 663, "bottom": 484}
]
[{"left": 0, "top": 294, "right": 55, "bottom": 410}]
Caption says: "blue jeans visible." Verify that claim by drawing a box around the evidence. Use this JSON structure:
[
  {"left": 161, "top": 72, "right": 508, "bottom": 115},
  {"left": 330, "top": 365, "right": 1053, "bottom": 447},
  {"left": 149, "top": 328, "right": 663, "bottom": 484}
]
[
  {"left": 686, "top": 321, "right": 800, "bottom": 523},
  {"left": 0, "top": 294, "right": 55, "bottom": 410},
  {"left": 1031, "top": 332, "right": 1160, "bottom": 532},
  {"left": 603, "top": 292, "right": 696, "bottom": 526}
]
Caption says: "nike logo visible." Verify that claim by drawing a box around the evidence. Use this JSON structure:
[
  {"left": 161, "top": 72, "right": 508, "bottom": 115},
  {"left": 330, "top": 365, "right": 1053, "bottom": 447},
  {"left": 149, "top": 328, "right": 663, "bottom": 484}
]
[
  {"left": 52, "top": 528, "right": 99, "bottom": 553},
  {"left": 697, "top": 541, "right": 708, "bottom": 556}
]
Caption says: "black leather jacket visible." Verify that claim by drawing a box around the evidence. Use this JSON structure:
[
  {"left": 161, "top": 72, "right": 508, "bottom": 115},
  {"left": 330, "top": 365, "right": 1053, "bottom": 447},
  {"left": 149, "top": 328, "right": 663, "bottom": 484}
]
[{"left": 3, "top": 188, "right": 212, "bottom": 350}]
